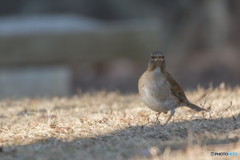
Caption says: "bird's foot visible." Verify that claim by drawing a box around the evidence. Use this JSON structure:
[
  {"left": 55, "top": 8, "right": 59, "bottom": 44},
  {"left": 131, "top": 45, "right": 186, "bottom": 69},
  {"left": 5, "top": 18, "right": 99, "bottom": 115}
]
[
  {"left": 164, "top": 109, "right": 175, "bottom": 126},
  {"left": 155, "top": 113, "right": 161, "bottom": 125}
]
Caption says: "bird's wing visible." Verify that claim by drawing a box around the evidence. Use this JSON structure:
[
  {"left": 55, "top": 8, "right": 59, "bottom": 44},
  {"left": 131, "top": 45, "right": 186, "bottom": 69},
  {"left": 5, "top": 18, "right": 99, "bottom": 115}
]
[{"left": 165, "top": 72, "right": 190, "bottom": 104}]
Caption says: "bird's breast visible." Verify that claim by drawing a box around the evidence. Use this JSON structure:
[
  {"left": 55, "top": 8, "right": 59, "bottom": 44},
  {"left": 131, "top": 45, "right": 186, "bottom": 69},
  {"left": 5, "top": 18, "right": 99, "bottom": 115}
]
[{"left": 138, "top": 70, "right": 180, "bottom": 113}]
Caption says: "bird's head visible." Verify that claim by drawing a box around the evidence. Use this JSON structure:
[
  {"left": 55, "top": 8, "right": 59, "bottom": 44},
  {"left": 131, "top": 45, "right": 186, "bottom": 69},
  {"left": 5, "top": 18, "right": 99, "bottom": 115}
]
[
  {"left": 148, "top": 51, "right": 166, "bottom": 71},
  {"left": 150, "top": 51, "right": 165, "bottom": 62}
]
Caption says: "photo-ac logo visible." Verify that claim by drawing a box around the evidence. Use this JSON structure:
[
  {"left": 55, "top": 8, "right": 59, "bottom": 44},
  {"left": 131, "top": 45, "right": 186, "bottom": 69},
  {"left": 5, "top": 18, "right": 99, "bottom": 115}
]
[{"left": 211, "top": 152, "right": 238, "bottom": 156}]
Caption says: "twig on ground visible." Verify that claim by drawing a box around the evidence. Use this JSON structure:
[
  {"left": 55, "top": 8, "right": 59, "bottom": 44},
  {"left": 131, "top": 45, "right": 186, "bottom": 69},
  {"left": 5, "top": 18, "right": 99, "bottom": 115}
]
[
  {"left": 212, "top": 101, "right": 233, "bottom": 119},
  {"left": 199, "top": 94, "right": 211, "bottom": 119},
  {"left": 200, "top": 94, "right": 211, "bottom": 109},
  {"left": 188, "top": 110, "right": 196, "bottom": 122},
  {"left": 108, "top": 105, "right": 113, "bottom": 119},
  {"left": 141, "top": 116, "right": 162, "bottom": 129}
]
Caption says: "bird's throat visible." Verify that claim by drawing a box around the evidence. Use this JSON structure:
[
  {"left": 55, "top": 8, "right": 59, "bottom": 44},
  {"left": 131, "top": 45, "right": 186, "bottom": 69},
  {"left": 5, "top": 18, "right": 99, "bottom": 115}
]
[{"left": 148, "top": 61, "right": 166, "bottom": 72}]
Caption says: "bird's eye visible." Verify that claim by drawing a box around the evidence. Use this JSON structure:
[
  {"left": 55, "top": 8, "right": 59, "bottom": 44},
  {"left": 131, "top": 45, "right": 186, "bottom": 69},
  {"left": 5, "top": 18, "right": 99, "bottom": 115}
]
[{"left": 151, "top": 56, "right": 155, "bottom": 59}]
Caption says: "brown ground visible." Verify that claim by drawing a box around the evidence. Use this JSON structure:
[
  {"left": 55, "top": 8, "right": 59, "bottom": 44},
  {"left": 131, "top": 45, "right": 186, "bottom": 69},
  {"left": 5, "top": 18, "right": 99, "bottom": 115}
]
[{"left": 0, "top": 84, "right": 240, "bottom": 159}]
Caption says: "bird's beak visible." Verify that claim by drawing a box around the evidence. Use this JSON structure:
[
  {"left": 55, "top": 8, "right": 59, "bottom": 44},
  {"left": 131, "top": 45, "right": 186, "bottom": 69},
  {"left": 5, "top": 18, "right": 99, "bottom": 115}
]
[
  {"left": 155, "top": 57, "right": 164, "bottom": 62},
  {"left": 155, "top": 57, "right": 161, "bottom": 61}
]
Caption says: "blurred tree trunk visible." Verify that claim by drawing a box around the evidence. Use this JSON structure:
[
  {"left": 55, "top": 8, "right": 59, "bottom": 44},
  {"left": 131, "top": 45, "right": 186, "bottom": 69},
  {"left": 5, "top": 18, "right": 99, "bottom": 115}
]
[
  {"left": 207, "top": 0, "right": 229, "bottom": 50},
  {"left": 165, "top": 0, "right": 229, "bottom": 57}
]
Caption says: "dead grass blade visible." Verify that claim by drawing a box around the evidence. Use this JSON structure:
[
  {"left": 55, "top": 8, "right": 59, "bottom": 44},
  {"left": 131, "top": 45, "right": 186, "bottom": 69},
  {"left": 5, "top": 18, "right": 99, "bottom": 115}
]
[
  {"left": 30, "top": 115, "right": 57, "bottom": 127},
  {"left": 49, "top": 125, "right": 74, "bottom": 134},
  {"left": 200, "top": 94, "right": 211, "bottom": 109},
  {"left": 212, "top": 101, "right": 233, "bottom": 119}
]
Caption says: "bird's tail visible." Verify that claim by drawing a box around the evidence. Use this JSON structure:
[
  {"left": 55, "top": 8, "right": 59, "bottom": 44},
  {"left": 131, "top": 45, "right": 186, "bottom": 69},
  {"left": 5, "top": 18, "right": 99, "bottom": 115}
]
[{"left": 185, "top": 103, "right": 206, "bottom": 111}]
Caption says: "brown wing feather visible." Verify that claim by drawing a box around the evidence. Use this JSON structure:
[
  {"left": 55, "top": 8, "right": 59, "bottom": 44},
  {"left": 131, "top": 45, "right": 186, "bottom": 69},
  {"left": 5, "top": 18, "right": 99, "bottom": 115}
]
[
  {"left": 164, "top": 71, "right": 206, "bottom": 111},
  {"left": 164, "top": 72, "right": 190, "bottom": 103}
]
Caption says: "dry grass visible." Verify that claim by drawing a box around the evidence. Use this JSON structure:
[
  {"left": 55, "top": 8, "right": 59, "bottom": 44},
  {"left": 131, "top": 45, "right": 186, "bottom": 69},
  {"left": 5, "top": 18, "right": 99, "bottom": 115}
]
[{"left": 0, "top": 84, "right": 240, "bottom": 160}]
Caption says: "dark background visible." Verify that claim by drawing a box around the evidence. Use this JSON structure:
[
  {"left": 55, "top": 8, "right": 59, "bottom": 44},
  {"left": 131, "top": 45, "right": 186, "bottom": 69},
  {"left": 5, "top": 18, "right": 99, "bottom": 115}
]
[{"left": 0, "top": 0, "right": 239, "bottom": 98}]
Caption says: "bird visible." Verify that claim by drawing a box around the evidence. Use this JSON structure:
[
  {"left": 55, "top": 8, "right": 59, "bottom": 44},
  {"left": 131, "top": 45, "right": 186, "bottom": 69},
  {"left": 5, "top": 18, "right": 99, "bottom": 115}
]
[{"left": 138, "top": 51, "right": 206, "bottom": 125}]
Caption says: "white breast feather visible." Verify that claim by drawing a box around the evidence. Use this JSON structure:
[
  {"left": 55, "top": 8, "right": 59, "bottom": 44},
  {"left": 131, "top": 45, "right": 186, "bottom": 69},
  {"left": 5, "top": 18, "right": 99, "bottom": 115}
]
[{"left": 140, "top": 69, "right": 178, "bottom": 112}]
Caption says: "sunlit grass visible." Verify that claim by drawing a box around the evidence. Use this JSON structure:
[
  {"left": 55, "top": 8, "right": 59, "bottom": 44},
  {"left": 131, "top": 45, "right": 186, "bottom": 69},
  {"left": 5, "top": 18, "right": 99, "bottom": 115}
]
[{"left": 0, "top": 84, "right": 240, "bottom": 159}]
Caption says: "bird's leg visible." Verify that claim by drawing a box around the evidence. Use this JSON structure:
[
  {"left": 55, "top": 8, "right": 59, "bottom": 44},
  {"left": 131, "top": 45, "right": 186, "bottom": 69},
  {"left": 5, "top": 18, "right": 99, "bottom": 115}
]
[
  {"left": 164, "top": 109, "right": 175, "bottom": 125},
  {"left": 155, "top": 112, "right": 161, "bottom": 123}
]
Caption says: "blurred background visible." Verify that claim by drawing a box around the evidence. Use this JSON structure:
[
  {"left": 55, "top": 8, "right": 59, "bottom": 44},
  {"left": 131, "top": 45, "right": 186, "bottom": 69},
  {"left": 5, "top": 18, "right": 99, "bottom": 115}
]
[{"left": 0, "top": 0, "right": 239, "bottom": 98}]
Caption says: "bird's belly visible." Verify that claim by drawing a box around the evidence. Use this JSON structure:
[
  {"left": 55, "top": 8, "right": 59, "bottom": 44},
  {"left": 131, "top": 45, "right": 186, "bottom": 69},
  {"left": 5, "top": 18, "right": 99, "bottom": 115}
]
[{"left": 140, "top": 83, "right": 179, "bottom": 113}]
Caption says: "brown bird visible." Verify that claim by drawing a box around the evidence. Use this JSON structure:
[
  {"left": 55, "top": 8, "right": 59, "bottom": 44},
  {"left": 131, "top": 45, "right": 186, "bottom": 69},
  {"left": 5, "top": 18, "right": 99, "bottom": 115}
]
[{"left": 138, "top": 51, "right": 205, "bottom": 125}]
